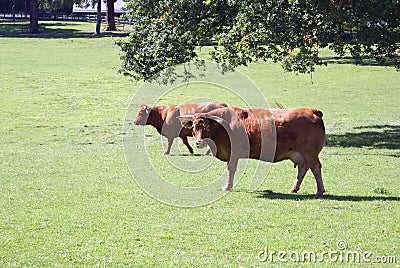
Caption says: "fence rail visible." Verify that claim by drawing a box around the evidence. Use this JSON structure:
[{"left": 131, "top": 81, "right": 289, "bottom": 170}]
[{"left": 0, "top": 12, "right": 129, "bottom": 24}]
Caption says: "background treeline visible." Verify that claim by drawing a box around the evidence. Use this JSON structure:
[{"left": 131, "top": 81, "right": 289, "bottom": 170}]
[{"left": 0, "top": 0, "right": 73, "bottom": 14}]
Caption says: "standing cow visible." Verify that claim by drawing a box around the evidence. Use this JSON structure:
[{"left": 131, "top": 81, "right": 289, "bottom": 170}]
[
  {"left": 179, "top": 106, "right": 326, "bottom": 196},
  {"left": 133, "top": 102, "right": 228, "bottom": 155}
]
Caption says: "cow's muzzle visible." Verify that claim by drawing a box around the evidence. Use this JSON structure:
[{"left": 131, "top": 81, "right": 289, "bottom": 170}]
[
  {"left": 194, "top": 140, "right": 207, "bottom": 149},
  {"left": 133, "top": 118, "right": 145, "bottom": 125}
]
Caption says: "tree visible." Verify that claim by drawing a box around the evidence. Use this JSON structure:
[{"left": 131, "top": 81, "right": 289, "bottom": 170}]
[
  {"left": 106, "top": 0, "right": 116, "bottom": 31},
  {"left": 30, "top": 0, "right": 40, "bottom": 33},
  {"left": 26, "top": 0, "right": 73, "bottom": 34},
  {"left": 12, "top": 0, "right": 16, "bottom": 21},
  {"left": 73, "top": 0, "right": 103, "bottom": 34},
  {"left": 115, "top": 0, "right": 400, "bottom": 81},
  {"left": 95, "top": 0, "right": 101, "bottom": 34},
  {"left": 75, "top": 0, "right": 116, "bottom": 33}
]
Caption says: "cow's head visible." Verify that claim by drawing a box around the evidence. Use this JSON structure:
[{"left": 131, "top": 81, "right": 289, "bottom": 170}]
[
  {"left": 134, "top": 104, "right": 151, "bottom": 125},
  {"left": 179, "top": 114, "right": 224, "bottom": 149}
]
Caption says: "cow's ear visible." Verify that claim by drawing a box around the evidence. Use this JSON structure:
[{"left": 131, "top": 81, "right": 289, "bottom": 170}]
[
  {"left": 180, "top": 119, "right": 193, "bottom": 128},
  {"left": 142, "top": 105, "right": 151, "bottom": 114}
]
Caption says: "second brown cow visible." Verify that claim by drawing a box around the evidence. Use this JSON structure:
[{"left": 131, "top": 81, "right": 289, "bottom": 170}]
[{"left": 134, "top": 102, "right": 228, "bottom": 155}]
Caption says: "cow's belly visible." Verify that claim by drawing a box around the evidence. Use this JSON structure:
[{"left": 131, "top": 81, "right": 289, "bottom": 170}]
[
  {"left": 215, "top": 145, "right": 231, "bottom": 162},
  {"left": 273, "top": 150, "right": 305, "bottom": 165},
  {"left": 249, "top": 142, "right": 276, "bottom": 162}
]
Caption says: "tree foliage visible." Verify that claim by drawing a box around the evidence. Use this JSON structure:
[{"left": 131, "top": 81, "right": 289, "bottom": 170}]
[
  {"left": 0, "top": 0, "right": 25, "bottom": 13},
  {"left": 40, "top": 0, "right": 74, "bottom": 13},
  {"left": 116, "top": 0, "right": 400, "bottom": 81}
]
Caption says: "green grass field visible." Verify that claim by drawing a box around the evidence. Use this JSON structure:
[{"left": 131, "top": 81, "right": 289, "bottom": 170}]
[{"left": 1, "top": 21, "right": 399, "bottom": 267}]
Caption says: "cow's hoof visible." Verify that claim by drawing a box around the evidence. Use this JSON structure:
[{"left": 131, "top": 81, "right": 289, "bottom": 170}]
[
  {"left": 222, "top": 185, "right": 232, "bottom": 191},
  {"left": 163, "top": 151, "right": 170, "bottom": 155},
  {"left": 315, "top": 190, "right": 326, "bottom": 197},
  {"left": 289, "top": 188, "right": 299, "bottom": 194}
]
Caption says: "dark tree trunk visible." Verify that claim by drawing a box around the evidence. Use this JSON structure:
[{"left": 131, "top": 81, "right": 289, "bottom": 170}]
[
  {"left": 29, "top": 0, "right": 39, "bottom": 33},
  {"left": 95, "top": 0, "right": 101, "bottom": 35},
  {"left": 106, "top": 0, "right": 116, "bottom": 31},
  {"left": 25, "top": 0, "right": 28, "bottom": 19},
  {"left": 12, "top": 1, "right": 16, "bottom": 22}
]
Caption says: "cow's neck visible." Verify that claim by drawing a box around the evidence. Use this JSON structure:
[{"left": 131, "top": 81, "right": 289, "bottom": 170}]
[
  {"left": 147, "top": 109, "right": 164, "bottom": 134},
  {"left": 211, "top": 127, "right": 231, "bottom": 162}
]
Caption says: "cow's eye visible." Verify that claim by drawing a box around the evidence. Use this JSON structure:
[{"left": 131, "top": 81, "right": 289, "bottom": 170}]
[{"left": 194, "top": 123, "right": 202, "bottom": 131}]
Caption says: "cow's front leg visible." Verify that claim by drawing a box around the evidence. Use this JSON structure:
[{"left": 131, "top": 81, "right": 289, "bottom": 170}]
[
  {"left": 204, "top": 145, "right": 217, "bottom": 156},
  {"left": 289, "top": 163, "right": 308, "bottom": 194},
  {"left": 222, "top": 158, "right": 238, "bottom": 191},
  {"left": 180, "top": 136, "right": 193, "bottom": 154},
  {"left": 164, "top": 138, "right": 174, "bottom": 155},
  {"left": 205, "top": 141, "right": 217, "bottom": 156}
]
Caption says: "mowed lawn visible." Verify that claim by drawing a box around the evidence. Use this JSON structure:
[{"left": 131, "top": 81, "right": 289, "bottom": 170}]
[{"left": 0, "top": 22, "right": 399, "bottom": 267}]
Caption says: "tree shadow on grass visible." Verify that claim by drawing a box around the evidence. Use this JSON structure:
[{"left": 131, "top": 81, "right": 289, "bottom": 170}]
[
  {"left": 319, "top": 56, "right": 399, "bottom": 68},
  {"left": 255, "top": 190, "right": 399, "bottom": 202},
  {"left": 326, "top": 125, "right": 400, "bottom": 152}
]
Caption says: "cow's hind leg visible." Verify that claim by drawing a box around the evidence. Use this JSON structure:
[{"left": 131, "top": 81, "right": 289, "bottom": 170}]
[
  {"left": 289, "top": 163, "right": 308, "bottom": 194},
  {"left": 311, "top": 161, "right": 325, "bottom": 196},
  {"left": 289, "top": 152, "right": 308, "bottom": 194},
  {"left": 180, "top": 136, "right": 194, "bottom": 154}
]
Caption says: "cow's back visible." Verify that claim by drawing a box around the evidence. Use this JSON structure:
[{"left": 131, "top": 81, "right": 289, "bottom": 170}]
[
  {"left": 164, "top": 102, "right": 228, "bottom": 138},
  {"left": 205, "top": 107, "right": 324, "bottom": 163},
  {"left": 177, "top": 102, "right": 227, "bottom": 115}
]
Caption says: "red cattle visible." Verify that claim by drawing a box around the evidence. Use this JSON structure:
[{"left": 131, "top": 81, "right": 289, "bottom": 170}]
[
  {"left": 180, "top": 106, "right": 326, "bottom": 196},
  {"left": 133, "top": 102, "right": 228, "bottom": 155}
]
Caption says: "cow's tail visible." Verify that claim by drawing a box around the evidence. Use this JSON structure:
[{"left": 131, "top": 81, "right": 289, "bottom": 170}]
[
  {"left": 274, "top": 101, "right": 284, "bottom": 109},
  {"left": 313, "top": 109, "right": 323, "bottom": 119}
]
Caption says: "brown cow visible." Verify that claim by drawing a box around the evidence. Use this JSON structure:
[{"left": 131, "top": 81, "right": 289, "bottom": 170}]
[
  {"left": 133, "top": 102, "right": 228, "bottom": 155},
  {"left": 180, "top": 106, "right": 326, "bottom": 196}
]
